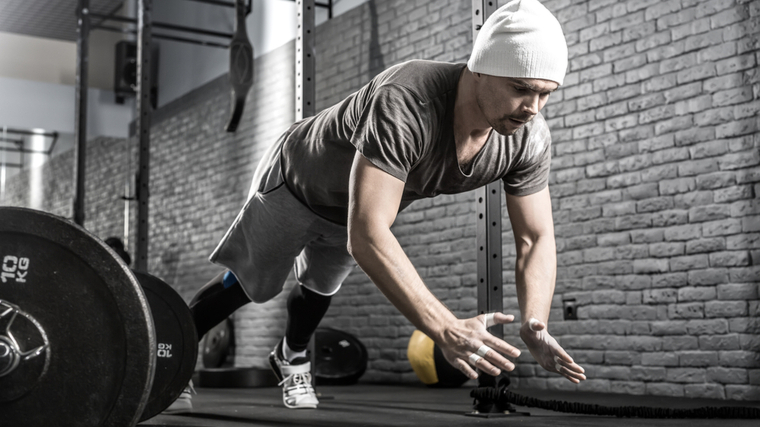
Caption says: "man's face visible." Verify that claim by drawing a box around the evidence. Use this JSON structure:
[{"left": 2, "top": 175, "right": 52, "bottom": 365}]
[{"left": 475, "top": 75, "right": 559, "bottom": 135}]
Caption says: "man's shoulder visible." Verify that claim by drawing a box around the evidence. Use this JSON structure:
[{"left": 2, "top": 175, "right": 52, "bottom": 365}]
[
  {"left": 521, "top": 113, "right": 552, "bottom": 161},
  {"left": 524, "top": 112, "right": 549, "bottom": 138},
  {"left": 373, "top": 60, "right": 465, "bottom": 101},
  {"left": 500, "top": 112, "right": 550, "bottom": 143}
]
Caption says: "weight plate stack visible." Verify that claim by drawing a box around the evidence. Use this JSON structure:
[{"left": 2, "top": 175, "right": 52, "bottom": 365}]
[
  {"left": 133, "top": 270, "right": 198, "bottom": 421},
  {"left": 0, "top": 207, "right": 156, "bottom": 427}
]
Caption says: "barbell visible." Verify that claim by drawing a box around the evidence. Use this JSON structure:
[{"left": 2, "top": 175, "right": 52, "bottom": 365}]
[{"left": 0, "top": 207, "right": 197, "bottom": 426}]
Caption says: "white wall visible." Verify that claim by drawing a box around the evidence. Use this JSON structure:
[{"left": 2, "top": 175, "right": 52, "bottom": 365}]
[
  {"left": 0, "top": 29, "right": 124, "bottom": 90},
  {"left": 0, "top": 76, "right": 134, "bottom": 139},
  {"left": 0, "top": 27, "right": 131, "bottom": 151}
]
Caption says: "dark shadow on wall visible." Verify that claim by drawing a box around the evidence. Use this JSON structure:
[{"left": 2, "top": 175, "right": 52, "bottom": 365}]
[{"left": 367, "top": 0, "right": 386, "bottom": 80}]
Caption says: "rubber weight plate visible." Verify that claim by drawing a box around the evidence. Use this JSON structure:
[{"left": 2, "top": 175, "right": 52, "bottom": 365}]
[
  {"left": 0, "top": 207, "right": 155, "bottom": 427},
  {"left": 132, "top": 271, "right": 198, "bottom": 421},
  {"left": 202, "top": 317, "right": 233, "bottom": 369},
  {"left": 315, "top": 327, "right": 367, "bottom": 385}
]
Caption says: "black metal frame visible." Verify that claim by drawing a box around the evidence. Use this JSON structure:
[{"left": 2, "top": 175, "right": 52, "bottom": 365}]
[
  {"left": 296, "top": 0, "right": 316, "bottom": 121},
  {"left": 0, "top": 130, "right": 59, "bottom": 171},
  {"left": 133, "top": 0, "right": 153, "bottom": 272},
  {"left": 472, "top": 0, "right": 502, "bottom": 347},
  {"left": 0, "top": 128, "right": 58, "bottom": 139},
  {"left": 73, "top": 0, "right": 267, "bottom": 266},
  {"left": 96, "top": 25, "right": 231, "bottom": 49},
  {"left": 469, "top": 1, "right": 530, "bottom": 418},
  {"left": 182, "top": 0, "right": 252, "bottom": 13},
  {"left": 288, "top": 0, "right": 332, "bottom": 19},
  {"left": 73, "top": 0, "right": 90, "bottom": 226},
  {"left": 0, "top": 129, "right": 59, "bottom": 155},
  {"left": 91, "top": 13, "right": 236, "bottom": 40},
  {"left": 294, "top": 0, "right": 318, "bottom": 384},
  {"left": 470, "top": 0, "right": 514, "bottom": 411}
]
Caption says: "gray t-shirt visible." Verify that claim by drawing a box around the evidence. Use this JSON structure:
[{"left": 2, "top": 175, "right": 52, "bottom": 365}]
[{"left": 280, "top": 60, "right": 552, "bottom": 225}]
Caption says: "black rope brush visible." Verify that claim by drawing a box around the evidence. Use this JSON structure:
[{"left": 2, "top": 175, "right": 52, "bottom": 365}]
[{"left": 470, "top": 386, "right": 760, "bottom": 419}]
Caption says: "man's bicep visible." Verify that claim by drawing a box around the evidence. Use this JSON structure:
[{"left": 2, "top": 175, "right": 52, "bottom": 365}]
[
  {"left": 505, "top": 186, "right": 555, "bottom": 242},
  {"left": 348, "top": 151, "right": 405, "bottom": 231}
]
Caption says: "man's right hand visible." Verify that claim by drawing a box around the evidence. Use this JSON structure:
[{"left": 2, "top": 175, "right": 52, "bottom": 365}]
[
  {"left": 437, "top": 312, "right": 522, "bottom": 379},
  {"left": 348, "top": 155, "right": 520, "bottom": 379}
]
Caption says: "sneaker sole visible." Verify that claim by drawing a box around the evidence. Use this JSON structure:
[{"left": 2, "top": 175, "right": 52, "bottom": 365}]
[
  {"left": 270, "top": 345, "right": 318, "bottom": 409},
  {"left": 283, "top": 402, "right": 317, "bottom": 409},
  {"left": 268, "top": 351, "right": 284, "bottom": 382},
  {"left": 162, "top": 401, "right": 192, "bottom": 415}
]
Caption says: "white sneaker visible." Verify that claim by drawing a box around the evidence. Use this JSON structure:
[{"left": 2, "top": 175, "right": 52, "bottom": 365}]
[
  {"left": 269, "top": 341, "right": 319, "bottom": 409},
  {"left": 162, "top": 381, "right": 194, "bottom": 414}
]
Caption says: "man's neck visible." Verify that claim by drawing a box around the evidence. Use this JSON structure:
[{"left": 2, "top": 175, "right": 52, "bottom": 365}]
[
  {"left": 453, "top": 68, "right": 492, "bottom": 165},
  {"left": 454, "top": 68, "right": 491, "bottom": 140}
]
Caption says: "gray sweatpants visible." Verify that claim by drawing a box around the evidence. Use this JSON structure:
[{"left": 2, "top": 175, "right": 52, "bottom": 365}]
[{"left": 209, "top": 136, "right": 356, "bottom": 303}]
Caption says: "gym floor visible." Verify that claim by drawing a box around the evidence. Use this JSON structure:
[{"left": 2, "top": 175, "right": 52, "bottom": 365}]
[{"left": 140, "top": 384, "right": 760, "bottom": 427}]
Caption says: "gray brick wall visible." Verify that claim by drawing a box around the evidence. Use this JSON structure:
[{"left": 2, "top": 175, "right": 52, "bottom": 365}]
[
  {"left": 3, "top": 136, "right": 131, "bottom": 241},
  {"left": 2, "top": 0, "right": 758, "bottom": 400},
  {"left": 534, "top": 0, "right": 759, "bottom": 400}
]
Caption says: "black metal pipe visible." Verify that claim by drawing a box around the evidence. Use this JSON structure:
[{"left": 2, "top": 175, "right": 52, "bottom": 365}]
[
  {"left": 134, "top": 0, "right": 153, "bottom": 272},
  {"left": 91, "top": 0, "right": 126, "bottom": 31},
  {"left": 286, "top": 0, "right": 330, "bottom": 9},
  {"left": 89, "top": 12, "right": 134, "bottom": 24},
  {"left": 93, "top": 24, "right": 132, "bottom": 34},
  {"left": 181, "top": 0, "right": 252, "bottom": 15},
  {"left": 0, "top": 146, "right": 52, "bottom": 155},
  {"left": 2, "top": 128, "right": 58, "bottom": 138},
  {"left": 0, "top": 138, "right": 24, "bottom": 145},
  {"left": 47, "top": 132, "right": 59, "bottom": 155},
  {"left": 73, "top": 0, "right": 90, "bottom": 226},
  {"left": 95, "top": 24, "right": 229, "bottom": 48},
  {"left": 154, "top": 20, "right": 233, "bottom": 39},
  {"left": 181, "top": 0, "right": 235, "bottom": 7},
  {"left": 154, "top": 32, "right": 229, "bottom": 48},
  {"left": 91, "top": 12, "right": 234, "bottom": 39}
]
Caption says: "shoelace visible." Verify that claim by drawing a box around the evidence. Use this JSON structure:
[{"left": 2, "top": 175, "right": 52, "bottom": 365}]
[
  {"left": 182, "top": 380, "right": 197, "bottom": 396},
  {"left": 278, "top": 372, "right": 314, "bottom": 392}
]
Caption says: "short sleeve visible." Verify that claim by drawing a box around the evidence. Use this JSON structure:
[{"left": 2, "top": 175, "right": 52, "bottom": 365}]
[
  {"left": 351, "top": 85, "right": 427, "bottom": 182},
  {"left": 502, "top": 116, "right": 552, "bottom": 196}
]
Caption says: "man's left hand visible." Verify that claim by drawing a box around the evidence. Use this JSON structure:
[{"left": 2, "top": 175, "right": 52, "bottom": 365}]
[{"left": 519, "top": 318, "right": 586, "bottom": 383}]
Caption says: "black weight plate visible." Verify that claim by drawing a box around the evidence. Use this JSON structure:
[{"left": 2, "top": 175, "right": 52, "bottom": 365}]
[
  {"left": 133, "top": 271, "right": 198, "bottom": 421},
  {"left": 202, "top": 317, "right": 233, "bottom": 368},
  {"left": 198, "top": 367, "right": 278, "bottom": 388},
  {"left": 0, "top": 207, "right": 155, "bottom": 427},
  {"left": 315, "top": 327, "right": 367, "bottom": 385}
]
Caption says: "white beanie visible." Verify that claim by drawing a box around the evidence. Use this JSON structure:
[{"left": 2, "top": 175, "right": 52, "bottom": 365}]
[{"left": 467, "top": 0, "right": 568, "bottom": 86}]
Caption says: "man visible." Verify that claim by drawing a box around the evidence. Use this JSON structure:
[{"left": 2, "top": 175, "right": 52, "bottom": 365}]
[{"left": 170, "top": 0, "right": 586, "bottom": 413}]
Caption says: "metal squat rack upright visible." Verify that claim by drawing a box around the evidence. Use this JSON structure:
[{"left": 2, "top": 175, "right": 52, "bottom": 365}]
[{"left": 73, "top": 0, "right": 253, "bottom": 271}]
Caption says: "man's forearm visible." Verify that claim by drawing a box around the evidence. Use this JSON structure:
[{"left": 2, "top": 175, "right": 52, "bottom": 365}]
[
  {"left": 515, "top": 235, "right": 557, "bottom": 325},
  {"left": 348, "top": 224, "right": 457, "bottom": 342}
]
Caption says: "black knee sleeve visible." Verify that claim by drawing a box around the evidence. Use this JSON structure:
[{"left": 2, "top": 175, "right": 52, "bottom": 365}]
[
  {"left": 285, "top": 284, "right": 332, "bottom": 352},
  {"left": 190, "top": 270, "right": 251, "bottom": 338}
]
